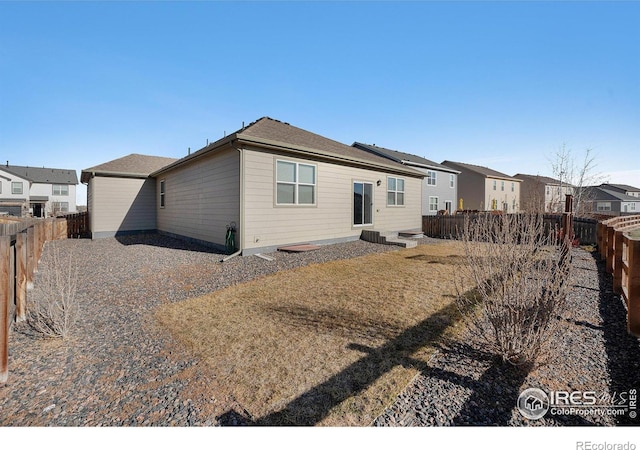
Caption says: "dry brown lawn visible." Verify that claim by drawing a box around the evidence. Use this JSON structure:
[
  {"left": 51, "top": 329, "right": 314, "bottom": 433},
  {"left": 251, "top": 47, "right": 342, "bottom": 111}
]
[{"left": 156, "top": 241, "right": 470, "bottom": 426}]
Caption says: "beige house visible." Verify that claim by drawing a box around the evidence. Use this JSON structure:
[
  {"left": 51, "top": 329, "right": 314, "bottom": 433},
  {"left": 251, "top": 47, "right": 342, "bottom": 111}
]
[
  {"left": 82, "top": 117, "right": 424, "bottom": 254},
  {"left": 441, "top": 161, "right": 522, "bottom": 213},
  {"left": 81, "top": 154, "right": 177, "bottom": 238},
  {"left": 514, "top": 173, "right": 573, "bottom": 213}
]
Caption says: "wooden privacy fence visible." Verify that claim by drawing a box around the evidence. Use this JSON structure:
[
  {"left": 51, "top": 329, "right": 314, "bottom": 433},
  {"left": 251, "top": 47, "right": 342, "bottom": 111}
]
[
  {"left": 597, "top": 215, "right": 640, "bottom": 336},
  {"left": 422, "top": 213, "right": 598, "bottom": 244},
  {"left": 0, "top": 218, "right": 70, "bottom": 383}
]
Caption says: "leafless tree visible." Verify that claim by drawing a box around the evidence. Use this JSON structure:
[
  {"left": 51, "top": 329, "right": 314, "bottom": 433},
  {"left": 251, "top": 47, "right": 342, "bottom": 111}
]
[
  {"left": 27, "top": 242, "right": 79, "bottom": 339},
  {"left": 455, "top": 213, "right": 572, "bottom": 367},
  {"left": 549, "top": 144, "right": 606, "bottom": 215}
]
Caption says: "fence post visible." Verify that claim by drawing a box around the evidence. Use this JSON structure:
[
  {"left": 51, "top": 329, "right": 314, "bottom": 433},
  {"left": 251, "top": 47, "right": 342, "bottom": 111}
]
[
  {"left": 26, "top": 226, "right": 35, "bottom": 290},
  {"left": 15, "top": 232, "right": 27, "bottom": 323},
  {"left": 1, "top": 236, "right": 10, "bottom": 384},
  {"left": 613, "top": 230, "right": 625, "bottom": 295},
  {"left": 628, "top": 238, "right": 640, "bottom": 336}
]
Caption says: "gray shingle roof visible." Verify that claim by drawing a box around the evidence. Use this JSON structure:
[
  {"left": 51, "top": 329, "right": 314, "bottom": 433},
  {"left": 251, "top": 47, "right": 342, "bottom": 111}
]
[
  {"left": 3, "top": 164, "right": 78, "bottom": 184},
  {"left": 154, "top": 117, "right": 424, "bottom": 177},
  {"left": 513, "top": 173, "right": 566, "bottom": 186},
  {"left": 583, "top": 186, "right": 640, "bottom": 202},
  {"left": 352, "top": 142, "right": 460, "bottom": 173},
  {"left": 600, "top": 183, "right": 640, "bottom": 193},
  {"left": 442, "top": 161, "right": 522, "bottom": 181},
  {"left": 81, "top": 154, "right": 178, "bottom": 183}
]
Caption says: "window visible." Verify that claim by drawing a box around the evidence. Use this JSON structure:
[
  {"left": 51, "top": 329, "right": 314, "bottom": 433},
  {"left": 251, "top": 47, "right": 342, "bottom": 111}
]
[
  {"left": 387, "top": 176, "right": 405, "bottom": 206},
  {"left": 491, "top": 199, "right": 498, "bottom": 210},
  {"left": 52, "top": 184, "right": 69, "bottom": 196},
  {"left": 492, "top": 180, "right": 497, "bottom": 191},
  {"left": 546, "top": 186, "right": 550, "bottom": 195},
  {"left": 596, "top": 202, "right": 611, "bottom": 211},
  {"left": 511, "top": 182, "right": 515, "bottom": 192},
  {"left": 160, "top": 179, "right": 166, "bottom": 208},
  {"left": 512, "top": 199, "right": 516, "bottom": 211},
  {"left": 12, "top": 182, "right": 23, "bottom": 195},
  {"left": 52, "top": 202, "right": 69, "bottom": 214},
  {"left": 429, "top": 196, "right": 439, "bottom": 212},
  {"left": 501, "top": 181, "right": 505, "bottom": 191},
  {"left": 276, "top": 160, "right": 316, "bottom": 205},
  {"left": 631, "top": 203, "right": 636, "bottom": 211},
  {"left": 426, "top": 171, "right": 437, "bottom": 186},
  {"left": 449, "top": 174, "right": 454, "bottom": 188}
]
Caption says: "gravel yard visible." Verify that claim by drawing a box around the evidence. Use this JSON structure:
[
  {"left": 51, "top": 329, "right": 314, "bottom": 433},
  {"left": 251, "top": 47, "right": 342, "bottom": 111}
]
[
  {"left": 0, "top": 234, "right": 432, "bottom": 426},
  {"left": 0, "top": 234, "right": 638, "bottom": 426}
]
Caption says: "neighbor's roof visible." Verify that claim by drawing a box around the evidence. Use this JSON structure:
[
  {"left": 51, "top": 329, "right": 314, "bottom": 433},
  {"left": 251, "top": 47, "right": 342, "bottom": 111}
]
[
  {"left": 153, "top": 117, "right": 424, "bottom": 178},
  {"left": 2, "top": 164, "right": 78, "bottom": 185},
  {"left": 582, "top": 186, "right": 640, "bottom": 202},
  {"left": 441, "top": 161, "right": 522, "bottom": 181},
  {"left": 81, "top": 154, "right": 178, "bottom": 183},
  {"left": 352, "top": 142, "right": 460, "bottom": 174},
  {"left": 513, "top": 173, "right": 566, "bottom": 186},
  {"left": 599, "top": 183, "right": 640, "bottom": 193}
]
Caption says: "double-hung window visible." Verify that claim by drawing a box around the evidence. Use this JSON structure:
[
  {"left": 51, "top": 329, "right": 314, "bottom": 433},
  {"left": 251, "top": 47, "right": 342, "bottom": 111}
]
[
  {"left": 492, "top": 180, "right": 497, "bottom": 191},
  {"left": 53, "top": 184, "right": 69, "bottom": 196},
  {"left": 387, "top": 176, "right": 405, "bottom": 206},
  {"left": 501, "top": 181, "right": 505, "bottom": 191},
  {"left": 276, "top": 160, "right": 316, "bottom": 205},
  {"left": 12, "top": 182, "right": 23, "bottom": 195},
  {"left": 160, "top": 180, "right": 166, "bottom": 208},
  {"left": 429, "top": 196, "right": 439, "bottom": 212},
  {"left": 426, "top": 171, "right": 437, "bottom": 186},
  {"left": 449, "top": 174, "right": 454, "bottom": 188}
]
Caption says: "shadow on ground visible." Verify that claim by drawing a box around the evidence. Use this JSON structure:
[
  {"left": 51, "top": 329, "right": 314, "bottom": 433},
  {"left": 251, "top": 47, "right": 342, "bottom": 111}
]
[{"left": 595, "top": 254, "right": 640, "bottom": 426}]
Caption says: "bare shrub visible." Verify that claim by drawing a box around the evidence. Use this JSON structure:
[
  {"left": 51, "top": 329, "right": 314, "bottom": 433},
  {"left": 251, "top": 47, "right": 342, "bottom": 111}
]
[
  {"left": 27, "top": 242, "right": 79, "bottom": 339},
  {"left": 455, "top": 213, "right": 572, "bottom": 367}
]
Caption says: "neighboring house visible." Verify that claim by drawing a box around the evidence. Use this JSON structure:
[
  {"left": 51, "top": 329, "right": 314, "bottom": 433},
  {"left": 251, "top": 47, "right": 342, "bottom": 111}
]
[
  {"left": 352, "top": 142, "right": 460, "bottom": 215},
  {"left": 80, "top": 154, "right": 178, "bottom": 238},
  {"left": 513, "top": 173, "right": 573, "bottom": 213},
  {"left": 599, "top": 183, "right": 640, "bottom": 199},
  {"left": 441, "top": 161, "right": 522, "bottom": 213},
  {"left": 580, "top": 186, "right": 640, "bottom": 216},
  {"left": 82, "top": 117, "right": 425, "bottom": 255},
  {"left": 0, "top": 163, "right": 78, "bottom": 217}
]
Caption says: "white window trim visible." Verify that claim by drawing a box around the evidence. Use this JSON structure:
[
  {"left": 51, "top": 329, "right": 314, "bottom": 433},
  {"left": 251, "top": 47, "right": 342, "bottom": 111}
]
[
  {"left": 12, "top": 182, "right": 23, "bottom": 195},
  {"left": 53, "top": 184, "right": 69, "bottom": 196},
  {"left": 160, "top": 179, "right": 166, "bottom": 208},
  {"left": 276, "top": 160, "right": 317, "bottom": 206},
  {"left": 449, "top": 174, "right": 454, "bottom": 188},
  {"left": 492, "top": 180, "right": 497, "bottom": 191},
  {"left": 426, "top": 171, "right": 437, "bottom": 186},
  {"left": 429, "top": 196, "right": 439, "bottom": 212},
  {"left": 387, "top": 176, "right": 405, "bottom": 207}
]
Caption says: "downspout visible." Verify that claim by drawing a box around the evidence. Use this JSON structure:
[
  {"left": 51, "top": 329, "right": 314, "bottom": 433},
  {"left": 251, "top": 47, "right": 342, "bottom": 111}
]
[{"left": 222, "top": 140, "right": 244, "bottom": 262}]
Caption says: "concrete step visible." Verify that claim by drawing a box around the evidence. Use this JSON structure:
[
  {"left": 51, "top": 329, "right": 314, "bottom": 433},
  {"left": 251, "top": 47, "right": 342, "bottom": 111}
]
[
  {"left": 385, "top": 237, "right": 418, "bottom": 248},
  {"left": 360, "top": 230, "right": 418, "bottom": 248},
  {"left": 398, "top": 230, "right": 424, "bottom": 239}
]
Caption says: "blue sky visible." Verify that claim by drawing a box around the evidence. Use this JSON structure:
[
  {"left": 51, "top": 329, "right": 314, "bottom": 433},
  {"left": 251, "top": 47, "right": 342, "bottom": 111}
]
[{"left": 1, "top": 1, "right": 638, "bottom": 206}]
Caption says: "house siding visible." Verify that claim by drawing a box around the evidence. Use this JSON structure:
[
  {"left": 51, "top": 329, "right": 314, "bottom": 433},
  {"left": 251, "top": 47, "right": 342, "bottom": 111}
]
[
  {"left": 485, "top": 177, "right": 520, "bottom": 212},
  {"left": 415, "top": 167, "right": 458, "bottom": 215},
  {"left": 89, "top": 176, "right": 157, "bottom": 237},
  {"left": 456, "top": 170, "right": 485, "bottom": 210},
  {"left": 241, "top": 148, "right": 421, "bottom": 252},
  {"left": 29, "top": 182, "right": 78, "bottom": 215},
  {"left": 156, "top": 147, "right": 240, "bottom": 248}
]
